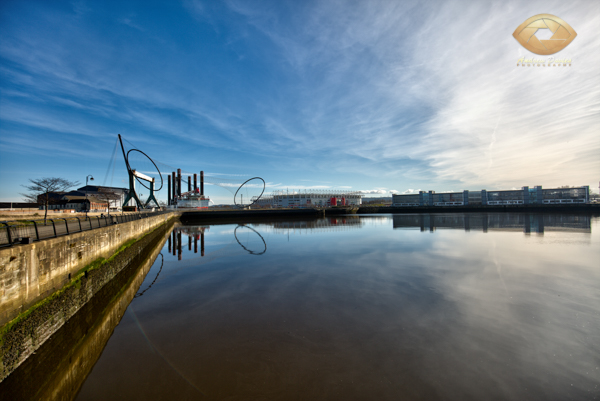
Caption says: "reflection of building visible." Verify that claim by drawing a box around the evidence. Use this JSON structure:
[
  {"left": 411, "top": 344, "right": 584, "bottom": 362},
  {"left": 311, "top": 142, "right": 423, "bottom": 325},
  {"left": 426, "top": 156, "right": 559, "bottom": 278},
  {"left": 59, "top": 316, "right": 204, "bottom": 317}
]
[
  {"left": 392, "top": 186, "right": 590, "bottom": 207},
  {"left": 256, "top": 191, "right": 362, "bottom": 208},
  {"left": 392, "top": 213, "right": 591, "bottom": 234},
  {"left": 254, "top": 217, "right": 363, "bottom": 233}
]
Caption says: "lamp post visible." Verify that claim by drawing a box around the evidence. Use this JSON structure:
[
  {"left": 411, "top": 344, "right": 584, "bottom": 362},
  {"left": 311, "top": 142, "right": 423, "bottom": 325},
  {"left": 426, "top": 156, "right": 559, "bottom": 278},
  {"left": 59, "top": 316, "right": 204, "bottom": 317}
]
[{"left": 86, "top": 175, "right": 94, "bottom": 217}]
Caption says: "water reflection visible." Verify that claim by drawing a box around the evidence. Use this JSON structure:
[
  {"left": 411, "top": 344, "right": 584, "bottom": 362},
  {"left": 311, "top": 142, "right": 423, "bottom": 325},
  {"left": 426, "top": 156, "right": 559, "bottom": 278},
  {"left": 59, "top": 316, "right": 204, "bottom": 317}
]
[
  {"left": 134, "top": 253, "right": 164, "bottom": 298},
  {"left": 7, "top": 213, "right": 596, "bottom": 401},
  {"left": 255, "top": 216, "right": 364, "bottom": 232},
  {"left": 169, "top": 224, "right": 268, "bottom": 259},
  {"left": 139, "top": 224, "right": 270, "bottom": 289},
  {"left": 0, "top": 224, "right": 170, "bottom": 400},
  {"left": 392, "top": 213, "right": 592, "bottom": 233},
  {"left": 234, "top": 225, "right": 267, "bottom": 255},
  {"left": 168, "top": 226, "right": 209, "bottom": 258}
]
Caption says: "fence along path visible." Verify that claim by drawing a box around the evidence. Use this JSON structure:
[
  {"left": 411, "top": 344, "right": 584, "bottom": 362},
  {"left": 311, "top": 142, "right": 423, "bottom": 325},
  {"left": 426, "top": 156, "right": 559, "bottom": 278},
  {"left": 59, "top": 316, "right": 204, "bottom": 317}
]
[{"left": 0, "top": 212, "right": 167, "bottom": 247}]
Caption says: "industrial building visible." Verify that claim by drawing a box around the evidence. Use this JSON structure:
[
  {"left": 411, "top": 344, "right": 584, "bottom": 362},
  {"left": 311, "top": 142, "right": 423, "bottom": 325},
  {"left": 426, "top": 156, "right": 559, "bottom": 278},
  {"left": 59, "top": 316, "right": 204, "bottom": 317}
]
[
  {"left": 77, "top": 185, "right": 129, "bottom": 210},
  {"left": 41, "top": 185, "right": 129, "bottom": 212},
  {"left": 255, "top": 190, "right": 362, "bottom": 208},
  {"left": 392, "top": 186, "right": 590, "bottom": 207}
]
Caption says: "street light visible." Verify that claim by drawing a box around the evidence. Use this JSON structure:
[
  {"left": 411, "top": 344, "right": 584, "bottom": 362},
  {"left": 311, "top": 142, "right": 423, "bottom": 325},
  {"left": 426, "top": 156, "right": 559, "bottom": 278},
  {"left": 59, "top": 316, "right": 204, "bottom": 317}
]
[{"left": 86, "top": 175, "right": 94, "bottom": 217}]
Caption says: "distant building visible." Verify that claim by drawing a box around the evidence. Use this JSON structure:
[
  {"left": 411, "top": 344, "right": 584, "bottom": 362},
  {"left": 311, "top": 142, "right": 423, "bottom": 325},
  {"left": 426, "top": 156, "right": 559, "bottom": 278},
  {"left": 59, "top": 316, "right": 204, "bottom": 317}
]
[
  {"left": 36, "top": 191, "right": 70, "bottom": 204},
  {"left": 0, "top": 202, "right": 40, "bottom": 212},
  {"left": 392, "top": 186, "right": 590, "bottom": 206},
  {"left": 46, "top": 196, "right": 109, "bottom": 212},
  {"left": 362, "top": 197, "right": 392, "bottom": 205},
  {"left": 77, "top": 186, "right": 130, "bottom": 210},
  {"left": 255, "top": 190, "right": 362, "bottom": 208},
  {"left": 40, "top": 186, "right": 130, "bottom": 212}
]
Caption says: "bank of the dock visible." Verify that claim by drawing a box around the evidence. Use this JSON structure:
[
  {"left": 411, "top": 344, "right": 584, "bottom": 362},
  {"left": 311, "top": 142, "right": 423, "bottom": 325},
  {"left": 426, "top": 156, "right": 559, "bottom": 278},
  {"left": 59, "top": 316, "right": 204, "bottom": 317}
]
[
  {"left": 0, "top": 213, "right": 179, "bottom": 382},
  {"left": 356, "top": 204, "right": 600, "bottom": 214},
  {"left": 179, "top": 203, "right": 600, "bottom": 221},
  {"left": 1, "top": 203, "right": 597, "bottom": 384},
  {"left": 0, "top": 217, "right": 171, "bottom": 399}
]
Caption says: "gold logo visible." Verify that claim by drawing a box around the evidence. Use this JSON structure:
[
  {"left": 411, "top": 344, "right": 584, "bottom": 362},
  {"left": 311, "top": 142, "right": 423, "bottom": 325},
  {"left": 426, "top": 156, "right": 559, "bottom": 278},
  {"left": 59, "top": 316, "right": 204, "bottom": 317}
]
[{"left": 512, "top": 14, "right": 577, "bottom": 55}]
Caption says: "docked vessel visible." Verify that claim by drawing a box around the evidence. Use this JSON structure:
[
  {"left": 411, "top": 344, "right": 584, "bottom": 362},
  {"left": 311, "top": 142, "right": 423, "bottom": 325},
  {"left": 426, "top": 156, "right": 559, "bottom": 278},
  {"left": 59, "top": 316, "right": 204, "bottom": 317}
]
[{"left": 176, "top": 189, "right": 210, "bottom": 208}]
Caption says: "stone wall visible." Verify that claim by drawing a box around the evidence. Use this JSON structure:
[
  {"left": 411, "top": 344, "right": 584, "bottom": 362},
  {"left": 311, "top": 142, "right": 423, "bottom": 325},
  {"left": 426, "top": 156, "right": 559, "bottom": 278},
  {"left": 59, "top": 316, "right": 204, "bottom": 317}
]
[
  {"left": 0, "top": 215, "right": 176, "bottom": 382},
  {"left": 0, "top": 212, "right": 179, "bottom": 326},
  {"left": 0, "top": 218, "right": 171, "bottom": 393}
]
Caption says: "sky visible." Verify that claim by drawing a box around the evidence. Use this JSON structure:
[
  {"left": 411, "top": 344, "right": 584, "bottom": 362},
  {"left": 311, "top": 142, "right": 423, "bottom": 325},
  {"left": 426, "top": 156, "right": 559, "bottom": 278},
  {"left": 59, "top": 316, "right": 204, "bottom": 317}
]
[{"left": 1, "top": 0, "right": 599, "bottom": 205}]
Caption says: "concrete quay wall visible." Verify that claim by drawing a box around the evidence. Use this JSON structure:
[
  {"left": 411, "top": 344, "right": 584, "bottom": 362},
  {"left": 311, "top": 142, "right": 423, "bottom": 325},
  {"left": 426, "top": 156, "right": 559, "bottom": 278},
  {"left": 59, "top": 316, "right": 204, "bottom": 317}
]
[
  {"left": 0, "top": 218, "right": 171, "bottom": 394},
  {"left": 0, "top": 212, "right": 180, "bottom": 326},
  {"left": 0, "top": 214, "right": 177, "bottom": 382}
]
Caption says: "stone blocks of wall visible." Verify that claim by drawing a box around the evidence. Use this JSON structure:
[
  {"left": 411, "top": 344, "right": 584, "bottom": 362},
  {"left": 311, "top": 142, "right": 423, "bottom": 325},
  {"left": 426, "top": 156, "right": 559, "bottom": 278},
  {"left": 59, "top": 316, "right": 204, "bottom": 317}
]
[
  {"left": 0, "top": 215, "right": 175, "bottom": 382},
  {"left": 0, "top": 212, "right": 179, "bottom": 326}
]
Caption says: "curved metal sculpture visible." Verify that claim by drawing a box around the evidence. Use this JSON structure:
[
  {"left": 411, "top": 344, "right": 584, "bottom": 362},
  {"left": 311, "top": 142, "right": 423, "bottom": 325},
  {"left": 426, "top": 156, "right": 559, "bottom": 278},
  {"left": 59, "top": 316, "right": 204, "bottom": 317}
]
[
  {"left": 234, "top": 225, "right": 267, "bottom": 255},
  {"left": 233, "top": 177, "right": 266, "bottom": 208},
  {"left": 126, "top": 149, "right": 164, "bottom": 192},
  {"left": 119, "top": 134, "right": 161, "bottom": 209}
]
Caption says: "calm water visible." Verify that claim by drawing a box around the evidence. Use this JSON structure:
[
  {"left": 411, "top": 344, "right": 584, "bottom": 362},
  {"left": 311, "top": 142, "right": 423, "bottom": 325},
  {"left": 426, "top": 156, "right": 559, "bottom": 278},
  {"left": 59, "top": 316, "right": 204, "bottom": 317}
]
[{"left": 75, "top": 213, "right": 600, "bottom": 400}]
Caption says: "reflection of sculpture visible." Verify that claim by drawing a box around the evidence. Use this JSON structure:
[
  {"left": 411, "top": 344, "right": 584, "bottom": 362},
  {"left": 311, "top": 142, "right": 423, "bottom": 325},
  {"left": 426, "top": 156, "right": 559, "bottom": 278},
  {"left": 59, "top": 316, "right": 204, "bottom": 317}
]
[
  {"left": 234, "top": 225, "right": 267, "bottom": 255},
  {"left": 171, "top": 225, "right": 267, "bottom": 257},
  {"left": 119, "top": 134, "right": 163, "bottom": 209},
  {"left": 136, "top": 225, "right": 268, "bottom": 295},
  {"left": 134, "top": 254, "right": 164, "bottom": 298},
  {"left": 168, "top": 224, "right": 267, "bottom": 261}
]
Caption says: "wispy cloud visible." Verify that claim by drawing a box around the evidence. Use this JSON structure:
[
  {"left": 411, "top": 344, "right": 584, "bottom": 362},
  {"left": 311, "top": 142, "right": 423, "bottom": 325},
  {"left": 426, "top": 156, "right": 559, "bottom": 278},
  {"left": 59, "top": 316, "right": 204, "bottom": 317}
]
[
  {"left": 1, "top": 0, "right": 598, "bottom": 202},
  {"left": 223, "top": 0, "right": 600, "bottom": 188}
]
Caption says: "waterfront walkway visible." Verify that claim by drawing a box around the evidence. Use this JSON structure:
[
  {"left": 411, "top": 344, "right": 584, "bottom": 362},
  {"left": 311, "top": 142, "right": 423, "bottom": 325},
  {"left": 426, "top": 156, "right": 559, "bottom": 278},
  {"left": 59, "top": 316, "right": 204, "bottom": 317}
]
[{"left": 0, "top": 212, "right": 167, "bottom": 247}]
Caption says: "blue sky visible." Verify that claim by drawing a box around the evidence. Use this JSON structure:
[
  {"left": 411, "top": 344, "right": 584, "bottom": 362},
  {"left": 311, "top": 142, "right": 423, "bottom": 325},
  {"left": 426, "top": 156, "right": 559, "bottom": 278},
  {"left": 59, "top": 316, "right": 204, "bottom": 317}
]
[{"left": 1, "top": 0, "right": 599, "bottom": 204}]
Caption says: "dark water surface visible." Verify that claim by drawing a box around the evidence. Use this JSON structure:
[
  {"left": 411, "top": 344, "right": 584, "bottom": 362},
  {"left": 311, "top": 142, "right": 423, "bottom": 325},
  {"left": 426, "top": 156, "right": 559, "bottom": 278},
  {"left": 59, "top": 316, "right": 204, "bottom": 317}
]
[{"left": 75, "top": 213, "right": 600, "bottom": 400}]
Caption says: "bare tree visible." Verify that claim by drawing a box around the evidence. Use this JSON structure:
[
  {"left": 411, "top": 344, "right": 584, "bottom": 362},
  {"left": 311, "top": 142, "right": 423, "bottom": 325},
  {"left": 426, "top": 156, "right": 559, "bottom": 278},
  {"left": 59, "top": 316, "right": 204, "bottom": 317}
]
[{"left": 21, "top": 177, "right": 80, "bottom": 222}]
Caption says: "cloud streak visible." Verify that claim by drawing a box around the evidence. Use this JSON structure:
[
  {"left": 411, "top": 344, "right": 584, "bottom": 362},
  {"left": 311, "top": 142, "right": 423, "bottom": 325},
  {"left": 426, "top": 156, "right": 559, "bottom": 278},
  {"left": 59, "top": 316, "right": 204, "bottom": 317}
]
[{"left": 1, "top": 0, "right": 598, "bottom": 202}]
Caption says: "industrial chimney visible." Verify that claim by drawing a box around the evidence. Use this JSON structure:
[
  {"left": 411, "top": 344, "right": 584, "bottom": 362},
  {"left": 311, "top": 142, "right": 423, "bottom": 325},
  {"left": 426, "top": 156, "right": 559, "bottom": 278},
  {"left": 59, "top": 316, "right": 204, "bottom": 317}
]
[{"left": 200, "top": 171, "right": 204, "bottom": 196}]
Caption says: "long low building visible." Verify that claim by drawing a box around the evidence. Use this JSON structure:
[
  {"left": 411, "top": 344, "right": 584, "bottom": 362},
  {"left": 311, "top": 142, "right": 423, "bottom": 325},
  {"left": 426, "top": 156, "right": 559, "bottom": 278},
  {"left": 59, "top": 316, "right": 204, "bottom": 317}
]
[
  {"left": 392, "top": 186, "right": 590, "bottom": 207},
  {"left": 255, "top": 190, "right": 362, "bottom": 208}
]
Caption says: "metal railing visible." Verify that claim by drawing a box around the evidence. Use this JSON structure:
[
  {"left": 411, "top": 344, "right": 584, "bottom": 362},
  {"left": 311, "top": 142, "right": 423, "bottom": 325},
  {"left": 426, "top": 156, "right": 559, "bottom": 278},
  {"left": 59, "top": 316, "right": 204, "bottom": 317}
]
[{"left": 0, "top": 211, "right": 171, "bottom": 247}]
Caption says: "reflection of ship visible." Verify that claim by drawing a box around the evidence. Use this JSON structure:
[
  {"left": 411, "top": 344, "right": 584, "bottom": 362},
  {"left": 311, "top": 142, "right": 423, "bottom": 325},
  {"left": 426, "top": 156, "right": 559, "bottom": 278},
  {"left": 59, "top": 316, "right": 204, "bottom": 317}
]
[
  {"left": 170, "top": 226, "right": 210, "bottom": 259},
  {"left": 169, "top": 225, "right": 266, "bottom": 261},
  {"left": 392, "top": 213, "right": 592, "bottom": 234},
  {"left": 176, "top": 189, "right": 210, "bottom": 208}
]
